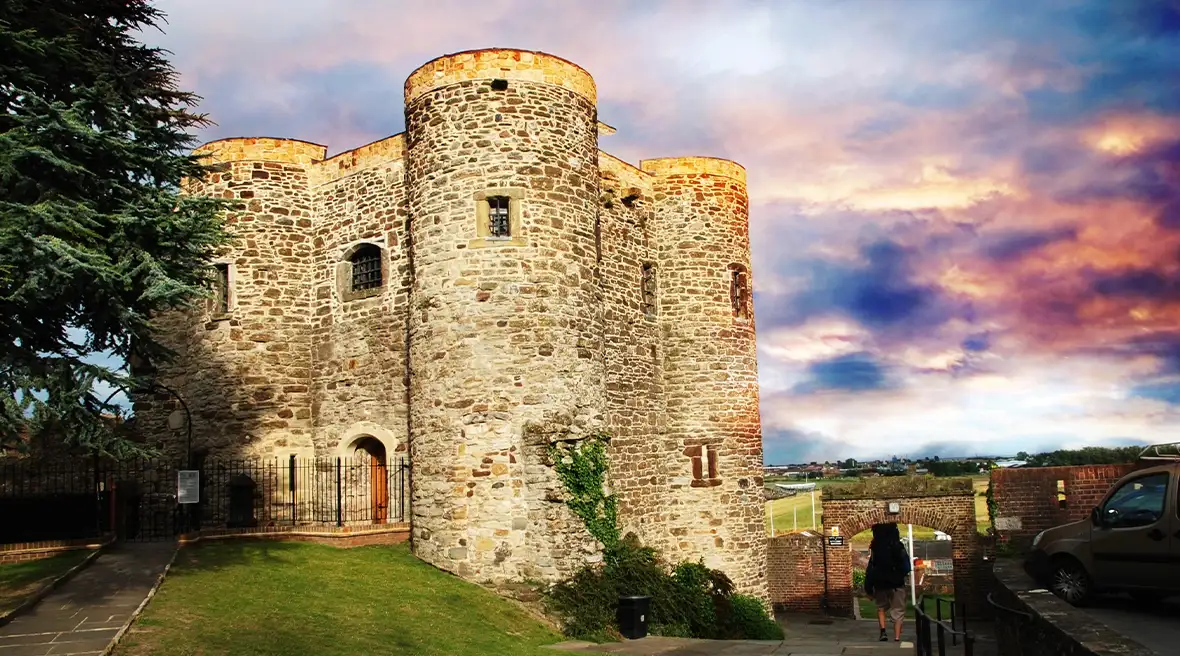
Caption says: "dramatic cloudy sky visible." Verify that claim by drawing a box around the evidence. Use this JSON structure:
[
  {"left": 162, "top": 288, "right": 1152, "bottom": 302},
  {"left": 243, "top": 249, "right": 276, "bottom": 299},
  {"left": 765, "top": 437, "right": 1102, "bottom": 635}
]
[{"left": 128, "top": 0, "right": 1180, "bottom": 464}]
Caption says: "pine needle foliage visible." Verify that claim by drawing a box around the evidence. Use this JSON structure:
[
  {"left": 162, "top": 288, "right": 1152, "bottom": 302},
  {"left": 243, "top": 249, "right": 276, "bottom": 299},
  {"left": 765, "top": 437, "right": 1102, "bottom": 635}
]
[{"left": 0, "top": 0, "right": 232, "bottom": 455}]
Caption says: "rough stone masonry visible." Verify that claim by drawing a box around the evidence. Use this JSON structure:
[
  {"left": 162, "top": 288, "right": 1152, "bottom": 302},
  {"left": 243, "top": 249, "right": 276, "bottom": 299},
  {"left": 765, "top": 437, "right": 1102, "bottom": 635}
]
[{"left": 131, "top": 48, "right": 767, "bottom": 599}]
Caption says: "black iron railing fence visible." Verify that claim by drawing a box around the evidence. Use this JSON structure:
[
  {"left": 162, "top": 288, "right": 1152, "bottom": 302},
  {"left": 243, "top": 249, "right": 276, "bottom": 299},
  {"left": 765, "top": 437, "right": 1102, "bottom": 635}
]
[
  {"left": 0, "top": 455, "right": 409, "bottom": 543},
  {"left": 914, "top": 594, "right": 974, "bottom": 656}
]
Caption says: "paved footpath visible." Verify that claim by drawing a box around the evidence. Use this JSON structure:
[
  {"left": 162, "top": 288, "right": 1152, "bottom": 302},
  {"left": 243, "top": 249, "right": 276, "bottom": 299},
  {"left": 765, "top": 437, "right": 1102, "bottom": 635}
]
[
  {"left": 0, "top": 543, "right": 175, "bottom": 656},
  {"left": 551, "top": 613, "right": 996, "bottom": 655}
]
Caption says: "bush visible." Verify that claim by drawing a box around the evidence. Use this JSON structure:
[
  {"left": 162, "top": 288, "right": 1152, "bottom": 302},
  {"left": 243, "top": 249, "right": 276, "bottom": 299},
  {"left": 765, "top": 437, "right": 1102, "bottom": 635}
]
[
  {"left": 853, "top": 568, "right": 866, "bottom": 593},
  {"left": 543, "top": 533, "right": 778, "bottom": 642},
  {"left": 717, "top": 595, "right": 784, "bottom": 641}
]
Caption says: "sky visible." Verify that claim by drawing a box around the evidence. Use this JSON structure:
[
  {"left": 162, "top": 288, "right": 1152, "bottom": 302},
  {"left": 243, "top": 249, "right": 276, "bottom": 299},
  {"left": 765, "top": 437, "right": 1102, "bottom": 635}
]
[{"left": 121, "top": 0, "right": 1180, "bottom": 464}]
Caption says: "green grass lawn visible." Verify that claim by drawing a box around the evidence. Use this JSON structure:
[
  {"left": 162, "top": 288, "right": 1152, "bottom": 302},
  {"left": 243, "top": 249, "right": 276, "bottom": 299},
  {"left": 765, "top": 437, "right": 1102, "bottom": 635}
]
[
  {"left": 766, "top": 475, "right": 992, "bottom": 542},
  {"left": 857, "top": 594, "right": 956, "bottom": 621},
  {"left": 113, "top": 541, "right": 606, "bottom": 656},
  {"left": 0, "top": 549, "right": 93, "bottom": 615}
]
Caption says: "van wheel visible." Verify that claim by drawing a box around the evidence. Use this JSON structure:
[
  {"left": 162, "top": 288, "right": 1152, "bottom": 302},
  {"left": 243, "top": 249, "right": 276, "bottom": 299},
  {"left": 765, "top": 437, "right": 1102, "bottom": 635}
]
[{"left": 1049, "top": 558, "right": 1092, "bottom": 606}]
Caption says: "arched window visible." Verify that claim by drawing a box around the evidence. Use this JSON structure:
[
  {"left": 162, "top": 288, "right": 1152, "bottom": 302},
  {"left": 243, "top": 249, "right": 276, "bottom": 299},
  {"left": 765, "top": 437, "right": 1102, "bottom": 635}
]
[{"left": 350, "top": 244, "right": 382, "bottom": 291}]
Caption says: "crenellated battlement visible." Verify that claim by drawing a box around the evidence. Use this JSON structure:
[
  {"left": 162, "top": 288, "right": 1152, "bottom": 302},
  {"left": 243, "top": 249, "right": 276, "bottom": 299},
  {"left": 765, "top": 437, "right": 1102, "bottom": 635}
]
[{"left": 158, "top": 48, "right": 766, "bottom": 604}]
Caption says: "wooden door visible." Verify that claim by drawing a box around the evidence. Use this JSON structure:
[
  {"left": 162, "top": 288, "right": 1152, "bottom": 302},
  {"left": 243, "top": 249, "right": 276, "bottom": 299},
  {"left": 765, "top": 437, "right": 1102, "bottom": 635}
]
[{"left": 357, "top": 437, "right": 388, "bottom": 524}]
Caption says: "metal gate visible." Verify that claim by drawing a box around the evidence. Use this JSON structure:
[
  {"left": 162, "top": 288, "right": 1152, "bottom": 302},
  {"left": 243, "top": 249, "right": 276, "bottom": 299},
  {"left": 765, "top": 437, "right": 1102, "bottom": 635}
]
[{"left": 0, "top": 455, "right": 410, "bottom": 544}]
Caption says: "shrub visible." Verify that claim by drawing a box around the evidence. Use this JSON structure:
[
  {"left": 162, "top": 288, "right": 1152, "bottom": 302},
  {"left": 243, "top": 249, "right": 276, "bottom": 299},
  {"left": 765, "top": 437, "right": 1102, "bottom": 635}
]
[
  {"left": 717, "top": 594, "right": 784, "bottom": 641},
  {"left": 543, "top": 534, "right": 778, "bottom": 642},
  {"left": 853, "top": 568, "right": 866, "bottom": 593}
]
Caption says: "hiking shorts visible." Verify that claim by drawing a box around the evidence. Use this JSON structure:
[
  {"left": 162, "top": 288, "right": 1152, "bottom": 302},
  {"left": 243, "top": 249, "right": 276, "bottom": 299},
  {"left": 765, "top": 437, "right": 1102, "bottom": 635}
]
[{"left": 873, "top": 587, "right": 906, "bottom": 623}]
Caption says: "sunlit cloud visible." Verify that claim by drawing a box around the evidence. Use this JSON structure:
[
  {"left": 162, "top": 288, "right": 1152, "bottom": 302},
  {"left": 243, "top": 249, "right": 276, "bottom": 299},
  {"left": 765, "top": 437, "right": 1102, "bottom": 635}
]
[{"left": 142, "top": 0, "right": 1180, "bottom": 463}]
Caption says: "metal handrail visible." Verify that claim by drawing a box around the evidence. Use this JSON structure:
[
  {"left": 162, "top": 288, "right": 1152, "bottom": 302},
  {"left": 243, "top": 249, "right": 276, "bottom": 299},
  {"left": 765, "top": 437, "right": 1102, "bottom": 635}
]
[
  {"left": 1137, "top": 442, "right": 1180, "bottom": 461},
  {"left": 914, "top": 594, "right": 974, "bottom": 656},
  {"left": 985, "top": 591, "right": 1032, "bottom": 619}
]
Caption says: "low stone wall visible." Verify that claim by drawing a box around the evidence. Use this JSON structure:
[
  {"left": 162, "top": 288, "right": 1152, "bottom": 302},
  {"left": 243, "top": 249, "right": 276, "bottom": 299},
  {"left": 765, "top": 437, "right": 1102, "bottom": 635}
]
[
  {"left": 0, "top": 536, "right": 113, "bottom": 565},
  {"left": 177, "top": 523, "right": 410, "bottom": 548},
  {"left": 766, "top": 533, "right": 825, "bottom": 612},
  {"left": 990, "top": 558, "right": 1156, "bottom": 656}
]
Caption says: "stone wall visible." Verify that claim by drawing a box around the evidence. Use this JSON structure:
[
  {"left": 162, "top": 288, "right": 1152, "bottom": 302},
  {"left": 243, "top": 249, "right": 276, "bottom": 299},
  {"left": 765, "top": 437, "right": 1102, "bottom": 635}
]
[
  {"left": 821, "top": 477, "right": 982, "bottom": 618},
  {"left": 597, "top": 153, "right": 670, "bottom": 553},
  {"left": 140, "top": 48, "right": 767, "bottom": 595},
  {"left": 990, "top": 464, "right": 1136, "bottom": 551},
  {"left": 767, "top": 533, "right": 825, "bottom": 612},
  {"left": 990, "top": 557, "right": 1157, "bottom": 656},
  {"left": 309, "top": 139, "right": 411, "bottom": 457},
  {"left": 646, "top": 156, "right": 767, "bottom": 600}
]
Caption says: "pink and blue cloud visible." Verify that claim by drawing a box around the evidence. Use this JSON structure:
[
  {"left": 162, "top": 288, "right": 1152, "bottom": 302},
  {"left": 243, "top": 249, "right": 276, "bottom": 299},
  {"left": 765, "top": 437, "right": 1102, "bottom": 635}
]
[{"left": 143, "top": 0, "right": 1180, "bottom": 463}]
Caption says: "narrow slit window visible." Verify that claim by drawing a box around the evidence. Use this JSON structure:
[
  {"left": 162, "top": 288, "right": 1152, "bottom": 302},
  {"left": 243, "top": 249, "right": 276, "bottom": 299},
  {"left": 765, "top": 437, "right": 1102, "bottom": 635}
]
[
  {"left": 641, "top": 262, "right": 657, "bottom": 317},
  {"left": 350, "top": 244, "right": 383, "bottom": 291},
  {"left": 488, "top": 196, "right": 511, "bottom": 238},
  {"left": 730, "top": 266, "right": 750, "bottom": 320},
  {"left": 213, "top": 263, "right": 230, "bottom": 314}
]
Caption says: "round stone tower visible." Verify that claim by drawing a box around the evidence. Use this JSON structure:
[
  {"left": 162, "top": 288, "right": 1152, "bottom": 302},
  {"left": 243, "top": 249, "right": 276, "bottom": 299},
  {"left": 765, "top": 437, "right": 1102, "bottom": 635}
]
[
  {"left": 403, "top": 49, "right": 607, "bottom": 583},
  {"left": 133, "top": 137, "right": 323, "bottom": 462},
  {"left": 642, "top": 157, "right": 767, "bottom": 598}
]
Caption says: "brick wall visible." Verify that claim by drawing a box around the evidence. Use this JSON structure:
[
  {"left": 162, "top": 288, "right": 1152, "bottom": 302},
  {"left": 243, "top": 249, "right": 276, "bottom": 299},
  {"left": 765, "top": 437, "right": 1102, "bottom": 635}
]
[
  {"left": 767, "top": 533, "right": 825, "bottom": 612},
  {"left": 820, "top": 477, "right": 983, "bottom": 619},
  {"left": 0, "top": 537, "right": 110, "bottom": 565},
  {"left": 991, "top": 464, "right": 1135, "bottom": 550},
  {"left": 178, "top": 524, "right": 410, "bottom": 549}
]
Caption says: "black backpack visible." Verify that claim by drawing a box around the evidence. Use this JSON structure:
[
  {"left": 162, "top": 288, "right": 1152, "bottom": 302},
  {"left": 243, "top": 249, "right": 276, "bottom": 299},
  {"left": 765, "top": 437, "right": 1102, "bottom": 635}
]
[{"left": 870, "top": 542, "right": 912, "bottom": 589}]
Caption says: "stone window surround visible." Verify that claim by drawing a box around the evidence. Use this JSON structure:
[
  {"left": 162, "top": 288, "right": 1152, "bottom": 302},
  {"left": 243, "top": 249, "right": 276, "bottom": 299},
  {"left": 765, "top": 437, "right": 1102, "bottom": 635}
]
[
  {"left": 336, "top": 240, "right": 389, "bottom": 303},
  {"left": 685, "top": 444, "right": 722, "bottom": 488},
  {"left": 209, "top": 260, "right": 235, "bottom": 321},
  {"left": 468, "top": 187, "right": 527, "bottom": 249}
]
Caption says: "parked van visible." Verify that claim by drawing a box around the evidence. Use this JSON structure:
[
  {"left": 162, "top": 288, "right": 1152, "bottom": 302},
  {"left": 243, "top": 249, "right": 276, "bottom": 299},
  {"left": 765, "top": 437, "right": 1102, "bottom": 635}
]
[{"left": 1025, "top": 443, "right": 1180, "bottom": 605}]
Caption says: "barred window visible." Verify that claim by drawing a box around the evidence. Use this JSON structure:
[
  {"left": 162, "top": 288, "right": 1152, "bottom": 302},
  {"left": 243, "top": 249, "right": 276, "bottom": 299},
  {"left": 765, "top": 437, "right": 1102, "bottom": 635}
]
[
  {"left": 488, "top": 196, "right": 511, "bottom": 238},
  {"left": 730, "top": 265, "right": 750, "bottom": 320},
  {"left": 213, "top": 263, "right": 230, "bottom": 314},
  {"left": 641, "top": 262, "right": 657, "bottom": 317},
  {"left": 350, "top": 244, "right": 382, "bottom": 291}
]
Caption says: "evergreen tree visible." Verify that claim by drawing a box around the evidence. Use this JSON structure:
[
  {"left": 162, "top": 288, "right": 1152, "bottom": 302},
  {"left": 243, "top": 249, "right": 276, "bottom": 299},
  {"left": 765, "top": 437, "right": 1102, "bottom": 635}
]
[{"left": 0, "top": 0, "right": 231, "bottom": 455}]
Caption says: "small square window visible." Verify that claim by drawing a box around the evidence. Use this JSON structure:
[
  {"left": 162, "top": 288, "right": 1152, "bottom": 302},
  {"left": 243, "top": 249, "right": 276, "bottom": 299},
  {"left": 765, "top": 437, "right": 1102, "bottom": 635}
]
[{"left": 488, "top": 196, "right": 511, "bottom": 238}]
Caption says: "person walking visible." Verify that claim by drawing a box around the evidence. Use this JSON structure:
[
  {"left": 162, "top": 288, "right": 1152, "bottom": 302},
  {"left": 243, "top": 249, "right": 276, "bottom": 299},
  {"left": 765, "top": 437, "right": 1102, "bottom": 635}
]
[{"left": 863, "top": 522, "right": 912, "bottom": 642}]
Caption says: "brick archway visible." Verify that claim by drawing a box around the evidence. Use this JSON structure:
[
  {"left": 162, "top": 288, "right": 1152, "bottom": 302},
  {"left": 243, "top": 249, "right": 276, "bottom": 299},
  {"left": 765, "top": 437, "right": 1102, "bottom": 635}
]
[{"left": 820, "top": 477, "right": 985, "bottom": 618}]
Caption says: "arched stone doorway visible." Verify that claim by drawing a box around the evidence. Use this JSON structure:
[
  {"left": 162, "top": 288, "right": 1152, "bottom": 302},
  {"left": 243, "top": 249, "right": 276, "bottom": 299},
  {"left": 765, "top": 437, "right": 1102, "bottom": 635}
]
[
  {"left": 352, "top": 437, "right": 388, "bottom": 524},
  {"left": 820, "top": 477, "right": 984, "bottom": 618},
  {"left": 336, "top": 422, "right": 399, "bottom": 526}
]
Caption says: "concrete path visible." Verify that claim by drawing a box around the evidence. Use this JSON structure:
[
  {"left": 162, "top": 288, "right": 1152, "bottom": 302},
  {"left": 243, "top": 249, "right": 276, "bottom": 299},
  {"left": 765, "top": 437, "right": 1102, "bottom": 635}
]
[
  {"left": 551, "top": 613, "right": 996, "bottom": 655},
  {"left": 0, "top": 543, "right": 175, "bottom": 656}
]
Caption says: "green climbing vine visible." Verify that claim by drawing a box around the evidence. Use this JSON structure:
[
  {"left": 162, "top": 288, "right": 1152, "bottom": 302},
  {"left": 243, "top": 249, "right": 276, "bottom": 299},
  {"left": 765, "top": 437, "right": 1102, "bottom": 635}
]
[{"left": 550, "top": 430, "right": 620, "bottom": 551}]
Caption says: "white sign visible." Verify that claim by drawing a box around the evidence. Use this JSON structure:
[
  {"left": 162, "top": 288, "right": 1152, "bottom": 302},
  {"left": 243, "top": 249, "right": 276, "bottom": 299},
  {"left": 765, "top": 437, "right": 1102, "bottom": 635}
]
[
  {"left": 888, "top": 502, "right": 900, "bottom": 514},
  {"left": 178, "top": 470, "right": 200, "bottom": 504}
]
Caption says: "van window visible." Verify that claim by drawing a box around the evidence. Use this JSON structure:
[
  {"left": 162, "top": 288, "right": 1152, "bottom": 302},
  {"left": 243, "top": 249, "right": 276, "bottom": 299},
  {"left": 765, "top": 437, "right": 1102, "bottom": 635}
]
[{"left": 1101, "top": 472, "right": 1169, "bottom": 528}]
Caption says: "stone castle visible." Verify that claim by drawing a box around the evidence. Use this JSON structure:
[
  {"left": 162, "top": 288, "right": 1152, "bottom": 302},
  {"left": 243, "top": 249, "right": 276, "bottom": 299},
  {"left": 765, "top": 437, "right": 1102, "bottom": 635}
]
[{"left": 133, "top": 49, "right": 767, "bottom": 598}]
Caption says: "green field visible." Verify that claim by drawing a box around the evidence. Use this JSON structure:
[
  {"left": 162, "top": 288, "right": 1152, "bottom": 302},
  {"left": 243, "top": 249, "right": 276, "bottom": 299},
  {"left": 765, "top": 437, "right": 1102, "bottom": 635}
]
[
  {"left": 765, "top": 475, "right": 991, "bottom": 543},
  {"left": 115, "top": 542, "right": 604, "bottom": 656}
]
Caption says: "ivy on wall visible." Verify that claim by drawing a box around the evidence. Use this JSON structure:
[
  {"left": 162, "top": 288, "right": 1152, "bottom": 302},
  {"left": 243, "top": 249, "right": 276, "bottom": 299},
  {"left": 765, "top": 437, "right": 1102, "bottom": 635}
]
[{"left": 550, "top": 430, "right": 620, "bottom": 551}]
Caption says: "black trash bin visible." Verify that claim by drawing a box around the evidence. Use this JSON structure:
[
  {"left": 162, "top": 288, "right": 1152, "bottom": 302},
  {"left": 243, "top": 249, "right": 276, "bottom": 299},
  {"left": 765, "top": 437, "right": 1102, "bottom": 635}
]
[{"left": 617, "top": 595, "right": 651, "bottom": 639}]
